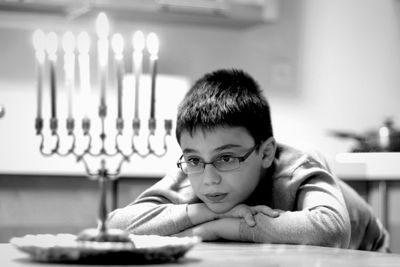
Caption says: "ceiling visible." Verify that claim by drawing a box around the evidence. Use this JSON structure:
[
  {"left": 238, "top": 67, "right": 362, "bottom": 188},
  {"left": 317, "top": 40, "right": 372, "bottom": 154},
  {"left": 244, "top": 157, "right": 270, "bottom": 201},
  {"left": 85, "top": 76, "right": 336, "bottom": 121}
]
[{"left": 0, "top": 0, "right": 279, "bottom": 29}]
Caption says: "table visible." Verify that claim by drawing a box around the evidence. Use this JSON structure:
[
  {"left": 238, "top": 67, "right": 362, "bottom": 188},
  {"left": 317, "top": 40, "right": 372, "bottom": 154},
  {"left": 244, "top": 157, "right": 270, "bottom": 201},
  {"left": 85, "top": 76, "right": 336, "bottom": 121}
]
[{"left": 3, "top": 242, "right": 400, "bottom": 267}]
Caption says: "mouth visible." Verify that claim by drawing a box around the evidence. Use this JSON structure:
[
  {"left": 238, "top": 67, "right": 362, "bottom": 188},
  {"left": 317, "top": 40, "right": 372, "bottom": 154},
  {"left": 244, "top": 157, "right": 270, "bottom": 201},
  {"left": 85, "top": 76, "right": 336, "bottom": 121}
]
[{"left": 204, "top": 193, "right": 228, "bottom": 202}]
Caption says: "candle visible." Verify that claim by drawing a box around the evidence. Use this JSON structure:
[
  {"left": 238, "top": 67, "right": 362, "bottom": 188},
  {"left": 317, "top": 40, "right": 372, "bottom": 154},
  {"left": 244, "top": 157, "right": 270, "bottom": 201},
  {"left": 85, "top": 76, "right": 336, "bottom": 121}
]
[
  {"left": 111, "top": 33, "right": 124, "bottom": 119},
  {"left": 132, "top": 30, "right": 144, "bottom": 119},
  {"left": 62, "top": 31, "right": 76, "bottom": 119},
  {"left": 96, "top": 12, "right": 110, "bottom": 108},
  {"left": 46, "top": 32, "right": 58, "bottom": 119},
  {"left": 33, "top": 29, "right": 45, "bottom": 120},
  {"left": 146, "top": 32, "right": 159, "bottom": 119},
  {"left": 77, "top": 32, "right": 91, "bottom": 119}
]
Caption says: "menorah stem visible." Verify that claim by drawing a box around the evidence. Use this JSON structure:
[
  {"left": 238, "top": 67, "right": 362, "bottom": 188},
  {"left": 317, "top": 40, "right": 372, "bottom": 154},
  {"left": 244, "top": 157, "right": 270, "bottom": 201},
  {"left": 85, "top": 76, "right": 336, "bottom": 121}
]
[
  {"left": 77, "top": 160, "right": 132, "bottom": 243},
  {"left": 98, "top": 162, "right": 108, "bottom": 233},
  {"left": 99, "top": 105, "right": 107, "bottom": 153}
]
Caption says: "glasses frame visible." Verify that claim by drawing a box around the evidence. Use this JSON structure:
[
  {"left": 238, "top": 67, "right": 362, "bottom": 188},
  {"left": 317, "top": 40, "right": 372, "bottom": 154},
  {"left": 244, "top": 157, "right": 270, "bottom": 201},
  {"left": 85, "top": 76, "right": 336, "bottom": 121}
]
[{"left": 176, "top": 144, "right": 259, "bottom": 174}]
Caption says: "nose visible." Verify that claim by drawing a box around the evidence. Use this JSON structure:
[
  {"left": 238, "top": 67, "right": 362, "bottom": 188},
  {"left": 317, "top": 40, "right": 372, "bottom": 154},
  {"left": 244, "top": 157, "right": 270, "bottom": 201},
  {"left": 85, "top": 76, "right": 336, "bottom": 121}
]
[{"left": 202, "top": 163, "right": 222, "bottom": 185}]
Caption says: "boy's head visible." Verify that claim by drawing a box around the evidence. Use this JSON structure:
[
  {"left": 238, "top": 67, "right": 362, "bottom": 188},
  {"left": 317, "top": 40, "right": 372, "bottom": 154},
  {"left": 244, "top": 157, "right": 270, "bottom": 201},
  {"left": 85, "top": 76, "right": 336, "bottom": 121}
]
[
  {"left": 176, "top": 69, "right": 276, "bottom": 213},
  {"left": 176, "top": 69, "right": 273, "bottom": 145}
]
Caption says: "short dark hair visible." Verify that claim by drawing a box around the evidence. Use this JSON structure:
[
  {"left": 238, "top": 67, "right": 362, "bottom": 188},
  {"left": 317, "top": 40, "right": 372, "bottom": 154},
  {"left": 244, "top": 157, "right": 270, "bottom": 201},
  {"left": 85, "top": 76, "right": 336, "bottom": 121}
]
[{"left": 176, "top": 69, "right": 273, "bottom": 145}]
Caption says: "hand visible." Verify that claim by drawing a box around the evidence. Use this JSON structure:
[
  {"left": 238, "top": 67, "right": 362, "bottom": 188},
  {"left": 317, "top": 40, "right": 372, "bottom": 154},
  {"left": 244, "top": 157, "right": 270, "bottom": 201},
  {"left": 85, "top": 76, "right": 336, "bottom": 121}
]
[{"left": 217, "top": 204, "right": 280, "bottom": 227}]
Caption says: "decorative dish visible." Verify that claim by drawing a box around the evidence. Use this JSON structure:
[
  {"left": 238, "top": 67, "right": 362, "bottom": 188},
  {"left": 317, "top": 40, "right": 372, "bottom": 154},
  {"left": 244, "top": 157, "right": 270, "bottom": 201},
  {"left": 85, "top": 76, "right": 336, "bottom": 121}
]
[{"left": 10, "top": 233, "right": 200, "bottom": 264}]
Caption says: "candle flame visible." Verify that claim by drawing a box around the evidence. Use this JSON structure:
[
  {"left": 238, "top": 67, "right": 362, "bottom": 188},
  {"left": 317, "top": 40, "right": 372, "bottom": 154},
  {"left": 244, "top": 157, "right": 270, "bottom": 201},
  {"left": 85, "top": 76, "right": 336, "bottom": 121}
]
[
  {"left": 77, "top": 32, "right": 90, "bottom": 54},
  {"left": 46, "top": 32, "right": 58, "bottom": 57},
  {"left": 33, "top": 29, "right": 45, "bottom": 52},
  {"left": 96, "top": 12, "right": 110, "bottom": 39},
  {"left": 132, "top": 31, "right": 145, "bottom": 51},
  {"left": 146, "top": 32, "right": 159, "bottom": 57},
  {"left": 111, "top": 33, "right": 124, "bottom": 56},
  {"left": 62, "top": 31, "right": 75, "bottom": 53}
]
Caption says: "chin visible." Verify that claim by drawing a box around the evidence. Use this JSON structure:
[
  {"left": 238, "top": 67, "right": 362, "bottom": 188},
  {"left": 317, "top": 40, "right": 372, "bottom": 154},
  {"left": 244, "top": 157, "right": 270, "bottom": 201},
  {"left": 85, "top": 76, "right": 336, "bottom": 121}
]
[{"left": 205, "top": 202, "right": 235, "bottom": 214}]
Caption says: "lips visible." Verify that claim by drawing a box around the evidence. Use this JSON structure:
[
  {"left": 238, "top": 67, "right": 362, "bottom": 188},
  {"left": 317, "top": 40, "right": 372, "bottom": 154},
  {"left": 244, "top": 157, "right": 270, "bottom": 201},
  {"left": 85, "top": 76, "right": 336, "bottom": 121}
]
[{"left": 204, "top": 193, "right": 228, "bottom": 202}]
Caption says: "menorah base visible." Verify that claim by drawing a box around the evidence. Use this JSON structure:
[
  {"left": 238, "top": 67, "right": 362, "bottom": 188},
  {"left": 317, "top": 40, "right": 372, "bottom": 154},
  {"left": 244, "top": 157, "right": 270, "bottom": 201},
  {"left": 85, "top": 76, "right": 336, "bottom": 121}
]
[{"left": 77, "top": 228, "right": 134, "bottom": 245}]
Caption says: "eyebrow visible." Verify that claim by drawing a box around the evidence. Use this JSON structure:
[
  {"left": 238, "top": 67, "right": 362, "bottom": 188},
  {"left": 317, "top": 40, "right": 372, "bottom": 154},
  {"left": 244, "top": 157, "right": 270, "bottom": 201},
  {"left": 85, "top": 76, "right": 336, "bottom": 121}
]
[{"left": 182, "top": 144, "right": 243, "bottom": 154}]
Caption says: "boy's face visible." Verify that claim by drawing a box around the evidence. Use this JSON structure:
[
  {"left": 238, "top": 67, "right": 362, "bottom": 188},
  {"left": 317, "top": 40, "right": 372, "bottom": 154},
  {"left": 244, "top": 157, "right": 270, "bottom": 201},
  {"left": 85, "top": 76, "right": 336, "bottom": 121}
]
[{"left": 179, "top": 126, "right": 269, "bottom": 213}]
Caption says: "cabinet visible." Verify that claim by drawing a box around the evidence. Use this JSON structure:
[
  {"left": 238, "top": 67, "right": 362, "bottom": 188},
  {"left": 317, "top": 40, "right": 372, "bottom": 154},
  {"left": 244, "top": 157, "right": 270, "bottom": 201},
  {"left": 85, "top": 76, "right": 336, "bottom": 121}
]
[{"left": 332, "top": 153, "right": 400, "bottom": 235}]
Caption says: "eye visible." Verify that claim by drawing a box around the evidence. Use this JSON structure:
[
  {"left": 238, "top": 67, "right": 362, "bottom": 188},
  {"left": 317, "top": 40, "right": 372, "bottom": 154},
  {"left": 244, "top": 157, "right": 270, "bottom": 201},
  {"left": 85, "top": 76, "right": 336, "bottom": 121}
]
[
  {"left": 187, "top": 157, "right": 201, "bottom": 166},
  {"left": 217, "top": 155, "right": 235, "bottom": 163}
]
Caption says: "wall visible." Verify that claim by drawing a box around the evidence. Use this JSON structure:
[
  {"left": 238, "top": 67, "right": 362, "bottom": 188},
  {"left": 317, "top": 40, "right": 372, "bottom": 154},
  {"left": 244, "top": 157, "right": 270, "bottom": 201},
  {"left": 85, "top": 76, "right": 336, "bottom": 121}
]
[
  {"left": 291, "top": 0, "right": 400, "bottom": 253},
  {"left": 287, "top": 0, "right": 400, "bottom": 157}
]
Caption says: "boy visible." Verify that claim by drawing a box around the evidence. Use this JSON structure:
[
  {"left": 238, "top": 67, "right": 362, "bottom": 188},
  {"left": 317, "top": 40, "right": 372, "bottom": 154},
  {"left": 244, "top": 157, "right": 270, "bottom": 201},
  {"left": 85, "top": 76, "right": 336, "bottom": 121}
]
[{"left": 108, "top": 69, "right": 389, "bottom": 252}]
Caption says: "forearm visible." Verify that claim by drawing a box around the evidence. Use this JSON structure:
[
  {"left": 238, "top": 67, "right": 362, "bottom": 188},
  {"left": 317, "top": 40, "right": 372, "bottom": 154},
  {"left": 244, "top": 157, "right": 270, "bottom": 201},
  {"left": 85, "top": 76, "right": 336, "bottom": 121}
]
[
  {"left": 107, "top": 203, "right": 193, "bottom": 236},
  {"left": 239, "top": 207, "right": 351, "bottom": 248},
  {"left": 107, "top": 170, "right": 201, "bottom": 236},
  {"left": 175, "top": 218, "right": 241, "bottom": 241},
  {"left": 108, "top": 202, "right": 220, "bottom": 236},
  {"left": 212, "top": 218, "right": 241, "bottom": 240},
  {"left": 176, "top": 204, "right": 282, "bottom": 241}
]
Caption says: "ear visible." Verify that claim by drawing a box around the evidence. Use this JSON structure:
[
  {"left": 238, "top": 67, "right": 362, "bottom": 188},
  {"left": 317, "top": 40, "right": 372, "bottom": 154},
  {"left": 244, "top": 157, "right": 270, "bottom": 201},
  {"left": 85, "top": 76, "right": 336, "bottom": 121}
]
[{"left": 259, "top": 137, "right": 276, "bottom": 168}]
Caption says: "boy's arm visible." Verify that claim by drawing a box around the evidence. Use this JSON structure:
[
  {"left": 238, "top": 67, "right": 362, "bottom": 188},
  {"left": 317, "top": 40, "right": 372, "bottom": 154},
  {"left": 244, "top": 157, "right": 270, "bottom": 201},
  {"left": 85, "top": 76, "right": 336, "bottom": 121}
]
[
  {"left": 177, "top": 175, "right": 351, "bottom": 247},
  {"left": 174, "top": 218, "right": 241, "bottom": 241},
  {"left": 108, "top": 170, "right": 279, "bottom": 236},
  {"left": 188, "top": 203, "right": 279, "bottom": 227},
  {"left": 238, "top": 175, "right": 351, "bottom": 248},
  {"left": 108, "top": 202, "right": 192, "bottom": 236},
  {"left": 107, "top": 171, "right": 199, "bottom": 236},
  {"left": 107, "top": 171, "right": 255, "bottom": 235}
]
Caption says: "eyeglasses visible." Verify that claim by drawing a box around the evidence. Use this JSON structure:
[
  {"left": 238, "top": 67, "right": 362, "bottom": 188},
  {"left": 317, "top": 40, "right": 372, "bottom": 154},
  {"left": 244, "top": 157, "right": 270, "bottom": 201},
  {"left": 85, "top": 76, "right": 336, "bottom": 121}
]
[{"left": 176, "top": 145, "right": 258, "bottom": 174}]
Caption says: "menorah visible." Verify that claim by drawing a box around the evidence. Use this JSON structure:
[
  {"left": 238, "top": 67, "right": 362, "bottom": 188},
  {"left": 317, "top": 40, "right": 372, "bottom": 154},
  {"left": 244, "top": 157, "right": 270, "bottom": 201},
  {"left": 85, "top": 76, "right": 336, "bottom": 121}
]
[{"left": 33, "top": 13, "right": 172, "bottom": 242}]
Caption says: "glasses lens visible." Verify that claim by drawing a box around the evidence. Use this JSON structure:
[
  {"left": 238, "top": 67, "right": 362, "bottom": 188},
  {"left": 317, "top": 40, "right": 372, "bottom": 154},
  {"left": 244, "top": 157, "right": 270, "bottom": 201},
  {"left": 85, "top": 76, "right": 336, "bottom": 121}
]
[
  {"left": 214, "top": 158, "right": 240, "bottom": 171},
  {"left": 180, "top": 162, "right": 204, "bottom": 174}
]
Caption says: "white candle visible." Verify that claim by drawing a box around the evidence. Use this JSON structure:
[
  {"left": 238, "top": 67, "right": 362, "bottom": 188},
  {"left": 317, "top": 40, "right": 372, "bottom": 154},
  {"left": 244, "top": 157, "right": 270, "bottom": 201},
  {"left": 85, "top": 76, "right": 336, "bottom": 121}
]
[
  {"left": 46, "top": 32, "right": 58, "bottom": 119},
  {"left": 132, "top": 30, "right": 144, "bottom": 120},
  {"left": 33, "top": 29, "right": 45, "bottom": 120},
  {"left": 146, "top": 32, "right": 159, "bottom": 119},
  {"left": 77, "top": 32, "right": 91, "bottom": 119},
  {"left": 111, "top": 33, "right": 124, "bottom": 119},
  {"left": 96, "top": 12, "right": 110, "bottom": 108},
  {"left": 62, "top": 31, "right": 76, "bottom": 119}
]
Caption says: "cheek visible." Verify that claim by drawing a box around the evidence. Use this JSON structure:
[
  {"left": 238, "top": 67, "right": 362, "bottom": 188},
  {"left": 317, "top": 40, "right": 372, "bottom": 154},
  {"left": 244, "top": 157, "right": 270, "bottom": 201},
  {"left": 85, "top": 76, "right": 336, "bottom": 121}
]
[
  {"left": 229, "top": 166, "right": 261, "bottom": 198},
  {"left": 188, "top": 176, "right": 202, "bottom": 194},
  {"left": 230, "top": 175, "right": 258, "bottom": 198}
]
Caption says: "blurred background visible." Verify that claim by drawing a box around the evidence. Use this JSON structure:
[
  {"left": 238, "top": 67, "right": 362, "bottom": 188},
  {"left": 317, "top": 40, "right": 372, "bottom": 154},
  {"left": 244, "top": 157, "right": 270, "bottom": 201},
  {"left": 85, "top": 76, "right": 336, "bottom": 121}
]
[{"left": 1, "top": 0, "right": 400, "bottom": 252}]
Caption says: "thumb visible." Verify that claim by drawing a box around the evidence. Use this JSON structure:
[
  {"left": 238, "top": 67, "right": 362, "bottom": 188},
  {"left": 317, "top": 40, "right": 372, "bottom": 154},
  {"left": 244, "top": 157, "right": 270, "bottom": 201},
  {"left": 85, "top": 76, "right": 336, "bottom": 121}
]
[{"left": 244, "top": 213, "right": 256, "bottom": 227}]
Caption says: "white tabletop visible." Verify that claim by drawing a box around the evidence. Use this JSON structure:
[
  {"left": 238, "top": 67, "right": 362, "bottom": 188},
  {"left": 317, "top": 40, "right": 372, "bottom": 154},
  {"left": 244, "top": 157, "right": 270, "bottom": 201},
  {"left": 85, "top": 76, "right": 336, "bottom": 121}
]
[
  {"left": 3, "top": 242, "right": 400, "bottom": 267},
  {"left": 331, "top": 152, "right": 400, "bottom": 180}
]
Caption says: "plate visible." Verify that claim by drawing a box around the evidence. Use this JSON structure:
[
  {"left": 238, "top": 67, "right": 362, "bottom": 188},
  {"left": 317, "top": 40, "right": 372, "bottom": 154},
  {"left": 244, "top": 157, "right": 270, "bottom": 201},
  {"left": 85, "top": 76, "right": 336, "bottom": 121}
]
[{"left": 10, "top": 233, "right": 200, "bottom": 264}]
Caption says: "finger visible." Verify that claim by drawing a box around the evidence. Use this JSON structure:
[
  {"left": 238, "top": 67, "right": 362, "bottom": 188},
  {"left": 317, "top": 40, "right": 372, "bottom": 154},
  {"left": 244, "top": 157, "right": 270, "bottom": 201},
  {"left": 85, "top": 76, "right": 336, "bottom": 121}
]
[
  {"left": 254, "top": 206, "right": 280, "bottom": 217},
  {"left": 244, "top": 213, "right": 256, "bottom": 227}
]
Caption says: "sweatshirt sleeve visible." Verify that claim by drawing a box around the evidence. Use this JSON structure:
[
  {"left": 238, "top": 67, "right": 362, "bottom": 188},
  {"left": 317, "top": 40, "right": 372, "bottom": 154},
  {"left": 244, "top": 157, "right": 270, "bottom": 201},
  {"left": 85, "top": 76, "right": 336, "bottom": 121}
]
[
  {"left": 107, "top": 171, "right": 196, "bottom": 236},
  {"left": 239, "top": 171, "right": 351, "bottom": 248}
]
